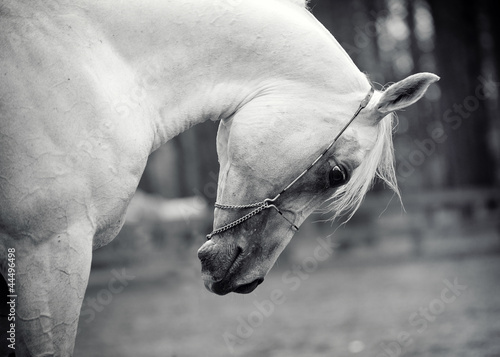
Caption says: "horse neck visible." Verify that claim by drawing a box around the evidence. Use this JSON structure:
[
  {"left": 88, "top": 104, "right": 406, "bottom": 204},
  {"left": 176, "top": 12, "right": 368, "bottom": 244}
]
[{"left": 86, "top": 0, "right": 368, "bottom": 149}]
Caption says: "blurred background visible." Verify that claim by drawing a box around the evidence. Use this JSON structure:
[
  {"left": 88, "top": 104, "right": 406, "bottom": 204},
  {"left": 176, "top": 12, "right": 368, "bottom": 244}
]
[{"left": 75, "top": 0, "right": 500, "bottom": 356}]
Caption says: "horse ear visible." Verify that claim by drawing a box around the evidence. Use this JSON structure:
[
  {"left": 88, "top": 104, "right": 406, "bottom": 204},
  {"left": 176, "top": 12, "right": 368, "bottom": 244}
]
[{"left": 376, "top": 72, "right": 440, "bottom": 115}]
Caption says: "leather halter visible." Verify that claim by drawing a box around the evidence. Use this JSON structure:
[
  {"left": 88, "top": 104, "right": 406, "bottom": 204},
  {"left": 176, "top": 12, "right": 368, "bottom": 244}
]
[{"left": 206, "top": 86, "right": 375, "bottom": 240}]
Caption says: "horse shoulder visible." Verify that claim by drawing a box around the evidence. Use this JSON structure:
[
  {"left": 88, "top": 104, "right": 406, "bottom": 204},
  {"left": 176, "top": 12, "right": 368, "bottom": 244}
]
[{"left": 0, "top": 11, "right": 153, "bottom": 248}]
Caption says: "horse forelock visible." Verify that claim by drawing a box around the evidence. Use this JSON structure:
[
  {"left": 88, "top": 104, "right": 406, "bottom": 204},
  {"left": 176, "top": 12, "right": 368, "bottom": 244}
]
[{"left": 325, "top": 112, "right": 399, "bottom": 222}]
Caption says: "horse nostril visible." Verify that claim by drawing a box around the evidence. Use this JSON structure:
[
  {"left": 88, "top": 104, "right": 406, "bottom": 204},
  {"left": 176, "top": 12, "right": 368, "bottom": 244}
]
[{"left": 197, "top": 240, "right": 216, "bottom": 262}]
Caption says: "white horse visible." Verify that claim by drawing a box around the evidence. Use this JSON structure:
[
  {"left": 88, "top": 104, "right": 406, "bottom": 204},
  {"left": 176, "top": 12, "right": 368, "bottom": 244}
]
[{"left": 0, "top": 0, "right": 438, "bottom": 355}]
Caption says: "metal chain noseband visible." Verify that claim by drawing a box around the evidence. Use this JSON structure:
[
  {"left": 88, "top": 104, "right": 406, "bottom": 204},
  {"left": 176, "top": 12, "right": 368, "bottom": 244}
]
[
  {"left": 206, "top": 86, "right": 375, "bottom": 240},
  {"left": 208, "top": 195, "right": 299, "bottom": 239}
]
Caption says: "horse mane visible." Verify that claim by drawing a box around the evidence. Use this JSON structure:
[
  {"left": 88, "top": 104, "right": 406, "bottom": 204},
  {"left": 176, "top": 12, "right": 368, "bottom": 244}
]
[{"left": 326, "top": 112, "right": 399, "bottom": 222}]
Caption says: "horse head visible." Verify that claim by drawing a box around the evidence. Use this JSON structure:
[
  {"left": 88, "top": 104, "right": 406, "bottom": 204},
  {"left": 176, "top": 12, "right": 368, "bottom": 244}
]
[{"left": 198, "top": 73, "right": 438, "bottom": 295}]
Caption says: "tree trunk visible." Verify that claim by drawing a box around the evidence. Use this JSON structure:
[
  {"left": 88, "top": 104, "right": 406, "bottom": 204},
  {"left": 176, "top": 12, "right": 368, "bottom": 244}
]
[{"left": 427, "top": 0, "right": 495, "bottom": 186}]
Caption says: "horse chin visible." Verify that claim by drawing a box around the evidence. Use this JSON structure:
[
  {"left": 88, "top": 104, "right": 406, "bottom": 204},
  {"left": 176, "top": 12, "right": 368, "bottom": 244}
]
[{"left": 204, "top": 276, "right": 264, "bottom": 295}]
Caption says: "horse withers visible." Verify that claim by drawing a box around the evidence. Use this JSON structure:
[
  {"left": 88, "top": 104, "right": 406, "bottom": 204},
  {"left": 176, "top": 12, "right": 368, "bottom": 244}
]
[{"left": 0, "top": 0, "right": 438, "bottom": 355}]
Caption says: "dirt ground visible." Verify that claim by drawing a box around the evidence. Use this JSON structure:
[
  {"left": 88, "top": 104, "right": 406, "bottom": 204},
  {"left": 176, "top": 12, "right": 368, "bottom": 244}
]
[{"left": 74, "top": 246, "right": 500, "bottom": 357}]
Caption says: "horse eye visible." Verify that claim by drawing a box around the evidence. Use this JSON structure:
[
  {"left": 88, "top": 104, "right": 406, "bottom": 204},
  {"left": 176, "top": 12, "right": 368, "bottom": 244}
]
[{"left": 329, "top": 165, "right": 347, "bottom": 186}]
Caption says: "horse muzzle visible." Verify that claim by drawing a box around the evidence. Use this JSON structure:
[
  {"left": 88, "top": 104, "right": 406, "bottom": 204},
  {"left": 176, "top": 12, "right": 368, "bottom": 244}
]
[{"left": 197, "top": 239, "right": 265, "bottom": 295}]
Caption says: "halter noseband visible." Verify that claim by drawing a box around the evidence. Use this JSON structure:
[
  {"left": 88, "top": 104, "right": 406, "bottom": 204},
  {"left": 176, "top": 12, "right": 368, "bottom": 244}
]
[{"left": 206, "top": 86, "right": 375, "bottom": 240}]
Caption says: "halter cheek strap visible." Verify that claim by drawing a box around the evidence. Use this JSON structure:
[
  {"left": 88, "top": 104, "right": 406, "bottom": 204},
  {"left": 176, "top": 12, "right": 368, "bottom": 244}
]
[{"left": 206, "top": 86, "right": 375, "bottom": 240}]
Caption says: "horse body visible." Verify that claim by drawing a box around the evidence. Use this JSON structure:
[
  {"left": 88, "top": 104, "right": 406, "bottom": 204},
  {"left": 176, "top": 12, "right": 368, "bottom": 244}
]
[{"left": 0, "top": 0, "right": 438, "bottom": 355}]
